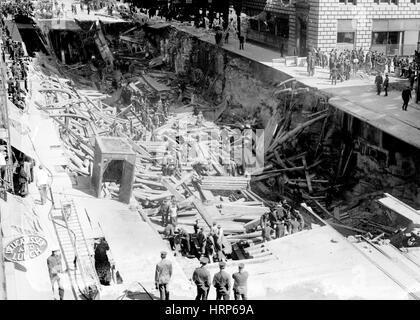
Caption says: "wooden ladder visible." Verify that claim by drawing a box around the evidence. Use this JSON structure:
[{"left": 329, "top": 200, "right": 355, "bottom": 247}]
[{"left": 51, "top": 199, "right": 101, "bottom": 299}]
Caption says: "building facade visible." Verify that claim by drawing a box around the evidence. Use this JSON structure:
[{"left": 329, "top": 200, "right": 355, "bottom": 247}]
[{"left": 236, "top": 0, "right": 420, "bottom": 56}]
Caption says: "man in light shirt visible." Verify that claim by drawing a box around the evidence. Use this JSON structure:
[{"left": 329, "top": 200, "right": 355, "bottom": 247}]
[{"left": 35, "top": 165, "right": 49, "bottom": 205}]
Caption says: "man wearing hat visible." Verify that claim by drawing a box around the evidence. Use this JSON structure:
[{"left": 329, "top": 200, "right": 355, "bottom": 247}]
[
  {"left": 212, "top": 261, "right": 231, "bottom": 300},
  {"left": 192, "top": 257, "right": 211, "bottom": 300},
  {"left": 232, "top": 263, "right": 249, "bottom": 300},
  {"left": 155, "top": 251, "right": 173, "bottom": 300},
  {"left": 383, "top": 73, "right": 389, "bottom": 96},
  {"left": 47, "top": 248, "right": 65, "bottom": 300}
]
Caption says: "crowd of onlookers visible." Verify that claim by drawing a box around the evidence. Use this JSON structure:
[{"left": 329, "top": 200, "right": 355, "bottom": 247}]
[
  {"left": 307, "top": 47, "right": 418, "bottom": 86},
  {"left": 0, "top": 5, "right": 35, "bottom": 196},
  {"left": 0, "top": 1, "right": 34, "bottom": 20},
  {"left": 1, "top": 21, "right": 29, "bottom": 111}
]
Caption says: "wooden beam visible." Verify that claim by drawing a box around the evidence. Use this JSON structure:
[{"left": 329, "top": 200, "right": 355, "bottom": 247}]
[
  {"left": 302, "top": 156, "right": 313, "bottom": 194},
  {"left": 192, "top": 199, "right": 214, "bottom": 227},
  {"left": 161, "top": 177, "right": 185, "bottom": 201}
]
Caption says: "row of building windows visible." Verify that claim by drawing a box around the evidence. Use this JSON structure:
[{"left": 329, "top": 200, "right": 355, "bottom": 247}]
[
  {"left": 337, "top": 31, "right": 419, "bottom": 55},
  {"left": 339, "top": 0, "right": 419, "bottom": 4}
]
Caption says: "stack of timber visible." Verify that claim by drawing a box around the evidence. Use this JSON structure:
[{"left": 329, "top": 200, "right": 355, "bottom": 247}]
[{"left": 201, "top": 176, "right": 250, "bottom": 191}]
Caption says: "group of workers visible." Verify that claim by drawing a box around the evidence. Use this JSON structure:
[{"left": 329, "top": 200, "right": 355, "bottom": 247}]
[
  {"left": 162, "top": 200, "right": 228, "bottom": 263},
  {"left": 155, "top": 251, "right": 248, "bottom": 300},
  {"left": 260, "top": 200, "right": 306, "bottom": 242}
]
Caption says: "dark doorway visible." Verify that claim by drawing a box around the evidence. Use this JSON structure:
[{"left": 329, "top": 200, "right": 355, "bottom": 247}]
[{"left": 103, "top": 160, "right": 124, "bottom": 183}]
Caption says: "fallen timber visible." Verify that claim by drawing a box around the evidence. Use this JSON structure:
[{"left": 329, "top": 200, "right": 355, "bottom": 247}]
[{"left": 33, "top": 37, "right": 350, "bottom": 265}]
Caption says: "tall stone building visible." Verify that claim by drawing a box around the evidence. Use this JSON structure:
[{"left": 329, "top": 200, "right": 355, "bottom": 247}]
[{"left": 235, "top": 0, "right": 420, "bottom": 56}]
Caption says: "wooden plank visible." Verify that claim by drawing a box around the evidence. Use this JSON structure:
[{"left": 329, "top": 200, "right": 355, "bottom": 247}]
[
  {"left": 192, "top": 199, "right": 214, "bottom": 227},
  {"left": 302, "top": 156, "right": 313, "bottom": 194},
  {"left": 161, "top": 177, "right": 185, "bottom": 201},
  {"left": 244, "top": 218, "right": 260, "bottom": 232},
  {"left": 273, "top": 150, "right": 288, "bottom": 169},
  {"left": 134, "top": 178, "right": 165, "bottom": 188}
]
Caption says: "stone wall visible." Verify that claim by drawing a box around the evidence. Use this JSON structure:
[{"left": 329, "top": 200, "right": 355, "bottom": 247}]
[
  {"left": 316, "top": 0, "right": 420, "bottom": 52},
  {"left": 239, "top": 0, "right": 420, "bottom": 54}
]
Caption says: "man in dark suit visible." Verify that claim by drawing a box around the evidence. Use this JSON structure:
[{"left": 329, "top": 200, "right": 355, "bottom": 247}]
[
  {"left": 402, "top": 86, "right": 412, "bottom": 111},
  {"left": 232, "top": 263, "right": 249, "bottom": 300},
  {"left": 374, "top": 72, "right": 383, "bottom": 95},
  {"left": 192, "top": 257, "right": 211, "bottom": 300},
  {"left": 383, "top": 74, "right": 389, "bottom": 96},
  {"left": 212, "top": 261, "right": 231, "bottom": 300}
]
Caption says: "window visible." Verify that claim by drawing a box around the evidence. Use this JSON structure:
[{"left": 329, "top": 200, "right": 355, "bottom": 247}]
[
  {"left": 371, "top": 31, "right": 403, "bottom": 55},
  {"left": 375, "top": 0, "right": 398, "bottom": 4},
  {"left": 339, "top": 0, "right": 356, "bottom": 4},
  {"left": 337, "top": 32, "right": 355, "bottom": 44},
  {"left": 411, "top": 0, "right": 419, "bottom": 4},
  {"left": 372, "top": 32, "right": 401, "bottom": 45}
]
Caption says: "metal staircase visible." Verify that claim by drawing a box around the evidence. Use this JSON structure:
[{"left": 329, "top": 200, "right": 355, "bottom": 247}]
[{"left": 51, "top": 198, "right": 101, "bottom": 299}]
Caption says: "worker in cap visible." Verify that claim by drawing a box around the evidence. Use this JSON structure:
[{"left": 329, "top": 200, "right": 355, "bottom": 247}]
[
  {"left": 232, "top": 263, "right": 249, "bottom": 300},
  {"left": 155, "top": 251, "right": 172, "bottom": 300},
  {"left": 47, "top": 246, "right": 64, "bottom": 300},
  {"left": 212, "top": 260, "right": 231, "bottom": 300},
  {"left": 192, "top": 257, "right": 211, "bottom": 300}
]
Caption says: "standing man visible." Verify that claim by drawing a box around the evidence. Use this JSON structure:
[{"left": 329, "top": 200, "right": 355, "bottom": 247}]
[
  {"left": 232, "top": 263, "right": 248, "bottom": 300},
  {"left": 409, "top": 72, "right": 416, "bottom": 91},
  {"left": 375, "top": 72, "right": 383, "bottom": 95},
  {"left": 402, "top": 86, "right": 412, "bottom": 111},
  {"left": 238, "top": 33, "right": 245, "bottom": 50},
  {"left": 155, "top": 251, "right": 173, "bottom": 300},
  {"left": 192, "top": 257, "right": 211, "bottom": 300},
  {"left": 196, "top": 227, "right": 207, "bottom": 256},
  {"left": 35, "top": 165, "right": 49, "bottom": 205},
  {"left": 159, "top": 198, "right": 170, "bottom": 226},
  {"left": 383, "top": 73, "right": 389, "bottom": 96},
  {"left": 212, "top": 261, "right": 231, "bottom": 300},
  {"left": 169, "top": 196, "right": 178, "bottom": 226},
  {"left": 47, "top": 248, "right": 65, "bottom": 300}
]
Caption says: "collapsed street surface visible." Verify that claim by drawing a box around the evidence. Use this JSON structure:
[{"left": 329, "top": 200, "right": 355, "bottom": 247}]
[{"left": 0, "top": 0, "right": 420, "bottom": 302}]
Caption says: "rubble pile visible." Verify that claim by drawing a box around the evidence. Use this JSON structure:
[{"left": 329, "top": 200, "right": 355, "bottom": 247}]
[
  {"left": 33, "top": 50, "right": 296, "bottom": 264},
  {"left": 33, "top": 17, "right": 420, "bottom": 263}
]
